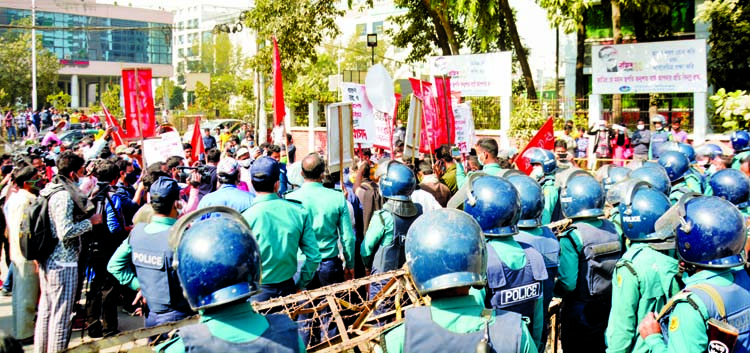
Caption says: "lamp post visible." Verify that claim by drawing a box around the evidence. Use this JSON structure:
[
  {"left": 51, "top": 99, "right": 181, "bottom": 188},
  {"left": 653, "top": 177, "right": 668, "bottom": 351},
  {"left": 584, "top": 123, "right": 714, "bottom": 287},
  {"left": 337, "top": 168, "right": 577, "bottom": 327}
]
[{"left": 366, "top": 33, "right": 377, "bottom": 66}]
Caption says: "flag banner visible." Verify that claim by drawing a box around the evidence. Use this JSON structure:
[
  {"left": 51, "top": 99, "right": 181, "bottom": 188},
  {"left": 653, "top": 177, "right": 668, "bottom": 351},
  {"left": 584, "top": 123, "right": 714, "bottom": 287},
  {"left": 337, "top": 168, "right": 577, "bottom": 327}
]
[
  {"left": 101, "top": 102, "right": 125, "bottom": 147},
  {"left": 434, "top": 76, "right": 456, "bottom": 145},
  {"left": 122, "top": 68, "right": 156, "bottom": 139},
  {"left": 273, "top": 37, "right": 286, "bottom": 126},
  {"left": 190, "top": 116, "right": 204, "bottom": 161},
  {"left": 409, "top": 78, "right": 448, "bottom": 153},
  {"left": 515, "top": 117, "right": 555, "bottom": 175}
]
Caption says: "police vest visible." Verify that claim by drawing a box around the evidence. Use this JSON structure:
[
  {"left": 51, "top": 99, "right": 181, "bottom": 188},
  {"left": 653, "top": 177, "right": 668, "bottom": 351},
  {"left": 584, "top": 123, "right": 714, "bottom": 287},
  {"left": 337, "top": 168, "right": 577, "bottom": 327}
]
[
  {"left": 372, "top": 209, "right": 422, "bottom": 273},
  {"left": 515, "top": 227, "right": 560, "bottom": 314},
  {"left": 402, "top": 306, "right": 522, "bottom": 353},
  {"left": 650, "top": 131, "right": 670, "bottom": 159},
  {"left": 564, "top": 221, "right": 622, "bottom": 301},
  {"left": 486, "top": 241, "right": 547, "bottom": 323},
  {"left": 129, "top": 223, "right": 191, "bottom": 314},
  {"left": 179, "top": 314, "right": 300, "bottom": 353},
  {"left": 659, "top": 270, "right": 750, "bottom": 353}
]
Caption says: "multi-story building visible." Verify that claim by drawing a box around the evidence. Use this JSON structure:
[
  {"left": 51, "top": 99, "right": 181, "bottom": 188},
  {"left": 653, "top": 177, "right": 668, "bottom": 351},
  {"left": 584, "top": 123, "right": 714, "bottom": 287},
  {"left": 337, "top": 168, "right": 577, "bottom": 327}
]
[{"left": 0, "top": 0, "right": 173, "bottom": 108}]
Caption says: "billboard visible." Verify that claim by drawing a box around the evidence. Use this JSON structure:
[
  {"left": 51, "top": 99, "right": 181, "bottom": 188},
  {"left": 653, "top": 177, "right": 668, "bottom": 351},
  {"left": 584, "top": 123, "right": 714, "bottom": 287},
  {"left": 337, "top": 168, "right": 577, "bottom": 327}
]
[
  {"left": 592, "top": 39, "right": 707, "bottom": 94},
  {"left": 428, "top": 52, "right": 512, "bottom": 97}
]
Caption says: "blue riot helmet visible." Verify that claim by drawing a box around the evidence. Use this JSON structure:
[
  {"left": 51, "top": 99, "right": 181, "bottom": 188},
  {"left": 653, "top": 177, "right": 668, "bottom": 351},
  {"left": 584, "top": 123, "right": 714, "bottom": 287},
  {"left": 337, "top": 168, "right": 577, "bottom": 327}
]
[
  {"left": 171, "top": 206, "right": 262, "bottom": 311},
  {"left": 731, "top": 130, "right": 750, "bottom": 153},
  {"left": 560, "top": 173, "right": 605, "bottom": 219},
  {"left": 695, "top": 143, "right": 724, "bottom": 160},
  {"left": 378, "top": 160, "right": 416, "bottom": 201},
  {"left": 507, "top": 174, "right": 544, "bottom": 228},
  {"left": 658, "top": 141, "right": 696, "bottom": 164},
  {"left": 657, "top": 151, "right": 689, "bottom": 182},
  {"left": 615, "top": 180, "right": 672, "bottom": 241},
  {"left": 405, "top": 209, "right": 487, "bottom": 295},
  {"left": 596, "top": 164, "right": 630, "bottom": 194},
  {"left": 464, "top": 174, "right": 521, "bottom": 236},
  {"left": 708, "top": 168, "right": 750, "bottom": 208},
  {"left": 652, "top": 114, "right": 666, "bottom": 126},
  {"left": 627, "top": 166, "right": 671, "bottom": 196},
  {"left": 657, "top": 195, "right": 747, "bottom": 268},
  {"left": 522, "top": 147, "right": 557, "bottom": 175}
]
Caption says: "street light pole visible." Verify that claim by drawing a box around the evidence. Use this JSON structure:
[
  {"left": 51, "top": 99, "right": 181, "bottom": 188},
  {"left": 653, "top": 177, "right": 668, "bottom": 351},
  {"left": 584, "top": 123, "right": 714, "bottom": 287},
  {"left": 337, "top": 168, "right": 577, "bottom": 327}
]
[
  {"left": 31, "top": 0, "right": 37, "bottom": 111},
  {"left": 366, "top": 33, "right": 377, "bottom": 66}
]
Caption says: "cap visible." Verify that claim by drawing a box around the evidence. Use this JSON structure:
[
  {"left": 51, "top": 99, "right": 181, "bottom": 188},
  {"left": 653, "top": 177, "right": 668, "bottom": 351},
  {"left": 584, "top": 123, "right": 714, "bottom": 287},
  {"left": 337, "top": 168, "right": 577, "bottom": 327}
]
[
  {"left": 150, "top": 177, "right": 181, "bottom": 204},
  {"left": 235, "top": 147, "right": 250, "bottom": 159},
  {"left": 218, "top": 157, "right": 240, "bottom": 176},
  {"left": 115, "top": 145, "right": 128, "bottom": 155},
  {"left": 125, "top": 147, "right": 135, "bottom": 155},
  {"left": 250, "top": 157, "right": 280, "bottom": 183}
]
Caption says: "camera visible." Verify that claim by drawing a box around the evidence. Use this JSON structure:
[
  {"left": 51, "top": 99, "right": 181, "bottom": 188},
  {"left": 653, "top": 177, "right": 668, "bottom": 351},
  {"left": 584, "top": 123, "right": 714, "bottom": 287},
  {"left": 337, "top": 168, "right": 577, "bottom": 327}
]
[{"left": 175, "top": 166, "right": 213, "bottom": 185}]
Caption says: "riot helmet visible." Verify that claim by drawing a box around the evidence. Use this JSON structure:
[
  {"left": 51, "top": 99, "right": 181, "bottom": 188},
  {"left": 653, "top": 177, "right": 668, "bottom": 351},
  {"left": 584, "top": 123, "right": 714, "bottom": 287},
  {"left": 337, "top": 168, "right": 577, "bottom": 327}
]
[
  {"left": 657, "top": 151, "right": 689, "bottom": 182},
  {"left": 731, "top": 130, "right": 750, "bottom": 153},
  {"left": 522, "top": 147, "right": 557, "bottom": 175},
  {"left": 378, "top": 160, "right": 416, "bottom": 201},
  {"left": 695, "top": 143, "right": 724, "bottom": 160},
  {"left": 596, "top": 164, "right": 630, "bottom": 194},
  {"left": 708, "top": 168, "right": 750, "bottom": 208},
  {"left": 464, "top": 175, "right": 521, "bottom": 236},
  {"left": 659, "top": 141, "right": 697, "bottom": 164},
  {"left": 560, "top": 172, "right": 605, "bottom": 219},
  {"left": 627, "top": 165, "right": 671, "bottom": 196},
  {"left": 507, "top": 174, "right": 544, "bottom": 228},
  {"left": 615, "top": 180, "right": 672, "bottom": 242}
]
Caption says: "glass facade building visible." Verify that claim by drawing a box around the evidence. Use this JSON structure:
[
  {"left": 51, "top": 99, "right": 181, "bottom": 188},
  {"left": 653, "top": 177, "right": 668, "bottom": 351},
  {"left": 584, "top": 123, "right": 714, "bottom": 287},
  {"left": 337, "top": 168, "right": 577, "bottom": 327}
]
[{"left": 0, "top": 8, "right": 171, "bottom": 65}]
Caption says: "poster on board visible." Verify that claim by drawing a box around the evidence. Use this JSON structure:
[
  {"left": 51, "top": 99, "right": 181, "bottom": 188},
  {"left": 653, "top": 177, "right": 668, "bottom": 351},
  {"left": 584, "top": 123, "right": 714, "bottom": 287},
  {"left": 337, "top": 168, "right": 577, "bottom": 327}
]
[
  {"left": 341, "top": 83, "right": 375, "bottom": 147},
  {"left": 592, "top": 39, "right": 707, "bottom": 94},
  {"left": 325, "top": 103, "right": 354, "bottom": 173},
  {"left": 142, "top": 131, "right": 187, "bottom": 167},
  {"left": 453, "top": 102, "right": 475, "bottom": 154},
  {"left": 403, "top": 94, "right": 420, "bottom": 160},
  {"left": 428, "top": 52, "right": 512, "bottom": 97}
]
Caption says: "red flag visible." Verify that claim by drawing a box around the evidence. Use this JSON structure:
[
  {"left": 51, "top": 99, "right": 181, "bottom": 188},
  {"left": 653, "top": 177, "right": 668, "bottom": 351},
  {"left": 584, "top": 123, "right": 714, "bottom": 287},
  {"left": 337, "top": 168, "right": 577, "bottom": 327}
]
[
  {"left": 434, "top": 76, "right": 456, "bottom": 145},
  {"left": 121, "top": 68, "right": 156, "bottom": 139},
  {"left": 272, "top": 37, "right": 286, "bottom": 127},
  {"left": 514, "top": 117, "right": 556, "bottom": 175},
  {"left": 190, "top": 116, "right": 204, "bottom": 162},
  {"left": 101, "top": 102, "right": 125, "bottom": 147},
  {"left": 409, "top": 78, "right": 449, "bottom": 153}
]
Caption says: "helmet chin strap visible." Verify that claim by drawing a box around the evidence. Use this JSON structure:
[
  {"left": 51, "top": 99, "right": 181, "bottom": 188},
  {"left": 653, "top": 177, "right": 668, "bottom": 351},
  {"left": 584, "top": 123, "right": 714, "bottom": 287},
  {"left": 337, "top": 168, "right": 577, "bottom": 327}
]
[{"left": 465, "top": 173, "right": 485, "bottom": 207}]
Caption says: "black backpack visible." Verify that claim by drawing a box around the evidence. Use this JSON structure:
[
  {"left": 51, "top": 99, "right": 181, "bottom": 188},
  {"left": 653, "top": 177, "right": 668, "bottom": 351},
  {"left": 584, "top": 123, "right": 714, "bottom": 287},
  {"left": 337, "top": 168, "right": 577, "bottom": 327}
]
[{"left": 19, "top": 189, "right": 62, "bottom": 262}]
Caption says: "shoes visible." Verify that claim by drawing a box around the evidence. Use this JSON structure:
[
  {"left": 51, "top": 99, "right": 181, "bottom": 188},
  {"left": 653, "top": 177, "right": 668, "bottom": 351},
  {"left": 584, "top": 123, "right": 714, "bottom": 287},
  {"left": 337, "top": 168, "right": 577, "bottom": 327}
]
[
  {"left": 87, "top": 321, "right": 102, "bottom": 338},
  {"left": 18, "top": 336, "right": 34, "bottom": 345},
  {"left": 0, "top": 289, "right": 11, "bottom": 297}
]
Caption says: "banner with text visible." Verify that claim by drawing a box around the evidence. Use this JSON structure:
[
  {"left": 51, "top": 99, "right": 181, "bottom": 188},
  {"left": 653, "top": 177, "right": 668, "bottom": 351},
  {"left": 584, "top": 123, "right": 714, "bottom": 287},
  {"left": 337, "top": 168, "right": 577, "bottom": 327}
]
[
  {"left": 142, "top": 131, "right": 186, "bottom": 168},
  {"left": 122, "top": 68, "right": 156, "bottom": 139},
  {"left": 325, "top": 103, "right": 354, "bottom": 173},
  {"left": 592, "top": 39, "right": 707, "bottom": 94},
  {"left": 453, "top": 102, "right": 475, "bottom": 154},
  {"left": 410, "top": 79, "right": 448, "bottom": 153},
  {"left": 341, "top": 83, "right": 375, "bottom": 147},
  {"left": 428, "top": 52, "right": 512, "bottom": 97}
]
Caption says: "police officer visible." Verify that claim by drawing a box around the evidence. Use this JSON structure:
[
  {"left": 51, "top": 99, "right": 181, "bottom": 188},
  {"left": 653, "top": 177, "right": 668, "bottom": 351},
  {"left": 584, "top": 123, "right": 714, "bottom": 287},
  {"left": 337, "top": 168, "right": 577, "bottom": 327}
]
[
  {"left": 241, "top": 157, "right": 321, "bottom": 301},
  {"left": 597, "top": 165, "right": 631, "bottom": 236},
  {"left": 555, "top": 172, "right": 621, "bottom": 353},
  {"left": 508, "top": 174, "right": 560, "bottom": 351},
  {"left": 648, "top": 115, "right": 669, "bottom": 160},
  {"left": 456, "top": 138, "right": 504, "bottom": 188},
  {"left": 605, "top": 180, "right": 680, "bottom": 353},
  {"left": 377, "top": 209, "right": 538, "bottom": 353},
  {"left": 463, "top": 175, "right": 548, "bottom": 349},
  {"left": 659, "top": 141, "right": 704, "bottom": 193},
  {"left": 707, "top": 168, "right": 750, "bottom": 216},
  {"left": 156, "top": 207, "right": 306, "bottom": 353},
  {"left": 628, "top": 165, "right": 672, "bottom": 196},
  {"left": 285, "top": 153, "right": 356, "bottom": 283},
  {"left": 658, "top": 151, "right": 696, "bottom": 204},
  {"left": 361, "top": 160, "right": 422, "bottom": 300},
  {"left": 731, "top": 130, "right": 750, "bottom": 170},
  {"left": 107, "top": 177, "right": 194, "bottom": 335},
  {"left": 638, "top": 195, "right": 750, "bottom": 353},
  {"left": 522, "top": 147, "right": 560, "bottom": 225}
]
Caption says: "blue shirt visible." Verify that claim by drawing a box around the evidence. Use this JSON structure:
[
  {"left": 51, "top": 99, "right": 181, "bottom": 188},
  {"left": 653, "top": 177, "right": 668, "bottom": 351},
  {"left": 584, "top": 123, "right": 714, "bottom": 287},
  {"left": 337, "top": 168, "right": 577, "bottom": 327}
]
[{"left": 197, "top": 184, "right": 255, "bottom": 213}]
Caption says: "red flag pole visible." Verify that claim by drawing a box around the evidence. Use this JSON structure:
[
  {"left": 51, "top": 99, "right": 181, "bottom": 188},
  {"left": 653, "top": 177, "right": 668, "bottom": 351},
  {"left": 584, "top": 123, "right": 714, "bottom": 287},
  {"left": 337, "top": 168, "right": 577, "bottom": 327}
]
[{"left": 132, "top": 68, "right": 147, "bottom": 158}]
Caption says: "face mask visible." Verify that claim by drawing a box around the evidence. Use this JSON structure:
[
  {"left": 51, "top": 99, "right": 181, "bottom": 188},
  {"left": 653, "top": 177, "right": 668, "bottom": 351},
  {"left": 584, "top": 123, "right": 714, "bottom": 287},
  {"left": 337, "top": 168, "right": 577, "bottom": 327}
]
[
  {"left": 1, "top": 165, "right": 13, "bottom": 175},
  {"left": 238, "top": 159, "right": 252, "bottom": 168},
  {"left": 280, "top": 156, "right": 288, "bottom": 164},
  {"left": 531, "top": 166, "right": 545, "bottom": 181},
  {"left": 477, "top": 153, "right": 486, "bottom": 166},
  {"left": 637, "top": 125, "right": 645, "bottom": 130},
  {"left": 706, "top": 164, "right": 718, "bottom": 176},
  {"left": 125, "top": 172, "right": 139, "bottom": 185},
  {"left": 27, "top": 178, "right": 44, "bottom": 192},
  {"left": 557, "top": 153, "right": 568, "bottom": 160},
  {"left": 53, "top": 146, "right": 60, "bottom": 153}
]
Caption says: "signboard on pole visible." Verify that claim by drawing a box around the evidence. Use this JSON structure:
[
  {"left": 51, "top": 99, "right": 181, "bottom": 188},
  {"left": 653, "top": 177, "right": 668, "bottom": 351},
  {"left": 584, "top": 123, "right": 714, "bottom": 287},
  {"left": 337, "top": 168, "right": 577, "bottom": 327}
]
[
  {"left": 341, "top": 83, "right": 375, "bottom": 147},
  {"left": 122, "top": 68, "right": 156, "bottom": 139},
  {"left": 592, "top": 39, "right": 707, "bottom": 94},
  {"left": 403, "top": 94, "right": 421, "bottom": 160},
  {"left": 325, "top": 103, "right": 354, "bottom": 173},
  {"left": 453, "top": 102, "right": 475, "bottom": 154},
  {"left": 428, "top": 52, "right": 512, "bottom": 97},
  {"left": 142, "top": 131, "right": 186, "bottom": 168}
]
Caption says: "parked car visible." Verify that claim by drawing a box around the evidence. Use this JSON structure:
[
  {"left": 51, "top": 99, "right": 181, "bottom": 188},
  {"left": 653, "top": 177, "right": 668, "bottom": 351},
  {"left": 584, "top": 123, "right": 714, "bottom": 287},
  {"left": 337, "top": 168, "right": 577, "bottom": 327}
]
[{"left": 182, "top": 118, "right": 244, "bottom": 143}]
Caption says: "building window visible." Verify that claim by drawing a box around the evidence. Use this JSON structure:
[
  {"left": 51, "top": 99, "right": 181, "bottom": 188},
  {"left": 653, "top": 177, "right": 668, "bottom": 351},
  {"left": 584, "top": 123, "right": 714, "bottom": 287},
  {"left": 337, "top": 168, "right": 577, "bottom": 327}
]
[
  {"left": 356, "top": 23, "right": 366, "bottom": 37},
  {"left": 373, "top": 21, "right": 384, "bottom": 34}
]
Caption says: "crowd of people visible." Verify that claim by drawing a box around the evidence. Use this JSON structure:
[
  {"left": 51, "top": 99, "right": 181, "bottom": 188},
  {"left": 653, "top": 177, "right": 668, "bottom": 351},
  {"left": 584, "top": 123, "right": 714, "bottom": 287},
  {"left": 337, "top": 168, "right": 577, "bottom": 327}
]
[{"left": 0, "top": 112, "right": 747, "bottom": 353}]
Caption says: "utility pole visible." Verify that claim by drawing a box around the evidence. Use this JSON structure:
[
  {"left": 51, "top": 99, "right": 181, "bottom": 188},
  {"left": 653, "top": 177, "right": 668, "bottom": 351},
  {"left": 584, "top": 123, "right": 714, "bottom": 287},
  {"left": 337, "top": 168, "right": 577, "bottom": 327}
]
[{"left": 31, "top": 0, "right": 38, "bottom": 110}]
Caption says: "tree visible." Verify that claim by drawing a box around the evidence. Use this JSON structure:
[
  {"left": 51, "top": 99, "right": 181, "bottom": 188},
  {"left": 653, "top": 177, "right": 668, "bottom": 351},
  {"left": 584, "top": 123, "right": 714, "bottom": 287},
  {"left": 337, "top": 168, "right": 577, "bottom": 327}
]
[
  {"left": 0, "top": 18, "right": 61, "bottom": 108},
  {"left": 46, "top": 91, "right": 71, "bottom": 112},
  {"left": 696, "top": 0, "right": 750, "bottom": 92},
  {"left": 286, "top": 53, "right": 339, "bottom": 124},
  {"left": 155, "top": 79, "right": 185, "bottom": 110},
  {"left": 709, "top": 88, "right": 750, "bottom": 130},
  {"left": 537, "top": 0, "right": 589, "bottom": 97},
  {"left": 101, "top": 84, "right": 123, "bottom": 118},
  {"left": 339, "top": 35, "right": 395, "bottom": 73}
]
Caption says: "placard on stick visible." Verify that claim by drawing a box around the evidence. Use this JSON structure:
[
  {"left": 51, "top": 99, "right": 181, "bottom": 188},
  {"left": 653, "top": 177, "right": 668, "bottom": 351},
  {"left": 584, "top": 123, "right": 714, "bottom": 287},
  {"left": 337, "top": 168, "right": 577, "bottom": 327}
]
[{"left": 326, "top": 103, "right": 354, "bottom": 173}]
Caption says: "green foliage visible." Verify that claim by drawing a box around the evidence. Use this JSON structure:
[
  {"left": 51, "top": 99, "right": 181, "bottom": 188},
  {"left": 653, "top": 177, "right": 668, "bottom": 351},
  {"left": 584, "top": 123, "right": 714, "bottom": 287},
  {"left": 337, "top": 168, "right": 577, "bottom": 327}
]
[
  {"left": 709, "top": 88, "right": 750, "bottom": 131},
  {"left": 46, "top": 91, "right": 70, "bottom": 112},
  {"left": 101, "top": 84, "right": 123, "bottom": 118},
  {"left": 696, "top": 0, "right": 750, "bottom": 92},
  {"left": 287, "top": 53, "right": 338, "bottom": 126},
  {"left": 538, "top": 0, "right": 589, "bottom": 34},
  {"left": 508, "top": 98, "right": 546, "bottom": 147},
  {"left": 155, "top": 80, "right": 185, "bottom": 110},
  {"left": 0, "top": 18, "right": 61, "bottom": 107},
  {"left": 339, "top": 35, "right": 395, "bottom": 73}
]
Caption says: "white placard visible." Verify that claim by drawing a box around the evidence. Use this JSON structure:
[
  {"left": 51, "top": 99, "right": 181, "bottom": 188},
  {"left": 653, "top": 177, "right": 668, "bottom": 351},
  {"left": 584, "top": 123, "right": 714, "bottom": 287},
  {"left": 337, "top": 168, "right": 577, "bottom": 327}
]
[
  {"left": 142, "top": 131, "right": 187, "bottom": 168},
  {"left": 341, "top": 83, "right": 375, "bottom": 147},
  {"left": 592, "top": 39, "right": 707, "bottom": 94},
  {"left": 453, "top": 102, "right": 475, "bottom": 154},
  {"left": 403, "top": 94, "right": 421, "bottom": 160},
  {"left": 428, "top": 52, "right": 512, "bottom": 97},
  {"left": 325, "top": 103, "right": 354, "bottom": 173}
]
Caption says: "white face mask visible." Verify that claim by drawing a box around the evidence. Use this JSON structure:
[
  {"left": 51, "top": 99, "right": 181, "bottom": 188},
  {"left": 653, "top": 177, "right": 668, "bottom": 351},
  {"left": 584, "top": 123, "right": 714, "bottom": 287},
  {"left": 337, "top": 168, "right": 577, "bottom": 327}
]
[
  {"left": 531, "top": 166, "right": 545, "bottom": 181},
  {"left": 637, "top": 124, "right": 645, "bottom": 130},
  {"left": 707, "top": 164, "right": 718, "bottom": 175}
]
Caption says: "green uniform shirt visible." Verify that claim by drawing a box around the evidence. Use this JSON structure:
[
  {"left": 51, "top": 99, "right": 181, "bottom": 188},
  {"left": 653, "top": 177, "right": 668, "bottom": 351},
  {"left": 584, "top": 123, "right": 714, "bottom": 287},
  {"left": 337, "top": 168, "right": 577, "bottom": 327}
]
[
  {"left": 732, "top": 150, "right": 750, "bottom": 170},
  {"left": 554, "top": 219, "right": 612, "bottom": 297},
  {"left": 644, "top": 268, "right": 739, "bottom": 353},
  {"left": 605, "top": 244, "right": 680, "bottom": 353},
  {"left": 487, "top": 238, "right": 545, "bottom": 349},
  {"left": 361, "top": 209, "right": 394, "bottom": 269},
  {"left": 541, "top": 177, "right": 559, "bottom": 226},
  {"left": 107, "top": 216, "right": 176, "bottom": 291},
  {"left": 286, "top": 182, "right": 356, "bottom": 269},
  {"left": 456, "top": 162, "right": 502, "bottom": 189},
  {"left": 155, "top": 301, "right": 306, "bottom": 353},
  {"left": 241, "top": 193, "right": 321, "bottom": 289},
  {"left": 441, "top": 163, "right": 458, "bottom": 194},
  {"left": 669, "top": 180, "right": 695, "bottom": 205},
  {"left": 377, "top": 295, "right": 538, "bottom": 353}
]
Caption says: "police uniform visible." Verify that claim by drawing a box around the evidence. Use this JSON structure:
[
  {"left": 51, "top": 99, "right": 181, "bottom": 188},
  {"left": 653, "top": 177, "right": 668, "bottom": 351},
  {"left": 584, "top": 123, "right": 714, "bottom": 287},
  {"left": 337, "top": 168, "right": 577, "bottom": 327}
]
[
  {"left": 555, "top": 219, "right": 621, "bottom": 353},
  {"left": 668, "top": 179, "right": 698, "bottom": 205},
  {"left": 378, "top": 296, "right": 538, "bottom": 353},
  {"left": 605, "top": 243, "right": 681, "bottom": 353},
  {"left": 731, "top": 150, "right": 750, "bottom": 170},
  {"left": 644, "top": 268, "right": 750, "bottom": 353},
  {"left": 649, "top": 130, "right": 670, "bottom": 160},
  {"left": 285, "top": 182, "right": 356, "bottom": 286},
  {"left": 485, "top": 237, "right": 547, "bottom": 348},
  {"left": 456, "top": 162, "right": 502, "bottom": 189},
  {"left": 107, "top": 216, "right": 193, "bottom": 328},
  {"left": 540, "top": 175, "right": 559, "bottom": 226}
]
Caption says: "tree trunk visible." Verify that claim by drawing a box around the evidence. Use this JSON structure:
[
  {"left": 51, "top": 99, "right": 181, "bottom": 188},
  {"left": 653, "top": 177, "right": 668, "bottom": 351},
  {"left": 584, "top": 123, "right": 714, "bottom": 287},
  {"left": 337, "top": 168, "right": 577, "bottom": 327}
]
[
  {"left": 611, "top": 0, "right": 623, "bottom": 124},
  {"left": 576, "top": 16, "right": 586, "bottom": 98},
  {"left": 498, "top": 1, "right": 509, "bottom": 52},
  {"left": 500, "top": 0, "right": 537, "bottom": 99},
  {"left": 422, "top": 0, "right": 454, "bottom": 55}
]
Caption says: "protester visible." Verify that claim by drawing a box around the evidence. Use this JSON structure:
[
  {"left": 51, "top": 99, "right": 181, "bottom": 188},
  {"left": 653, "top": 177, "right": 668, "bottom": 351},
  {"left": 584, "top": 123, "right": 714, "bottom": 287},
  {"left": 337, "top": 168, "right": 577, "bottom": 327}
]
[
  {"left": 416, "top": 160, "right": 451, "bottom": 207},
  {"left": 630, "top": 118, "right": 650, "bottom": 161}
]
